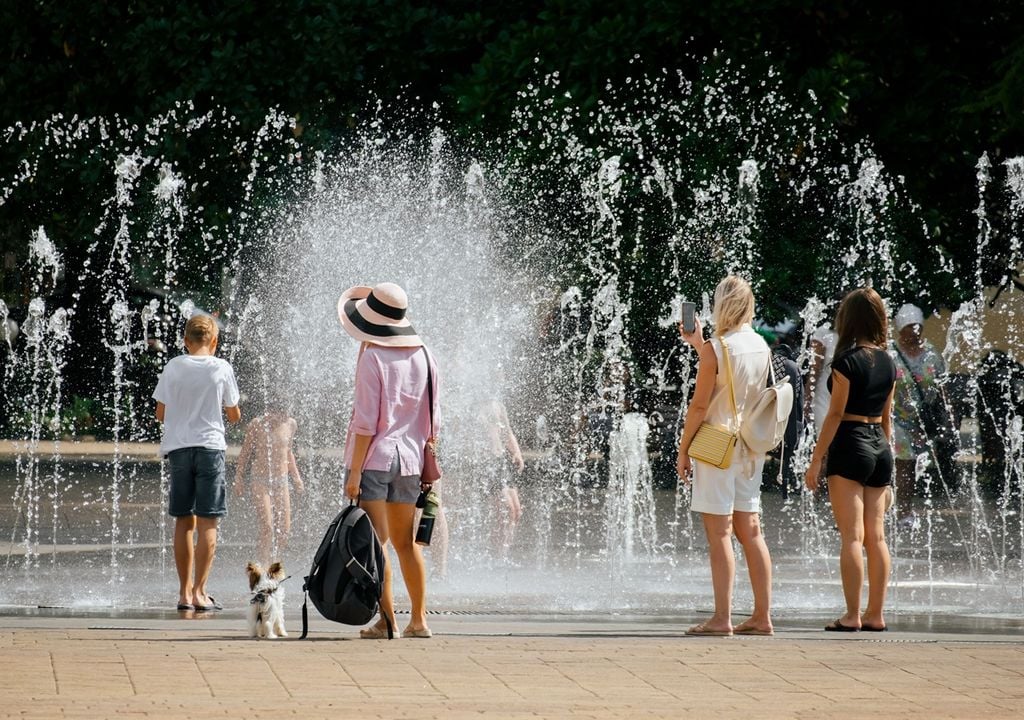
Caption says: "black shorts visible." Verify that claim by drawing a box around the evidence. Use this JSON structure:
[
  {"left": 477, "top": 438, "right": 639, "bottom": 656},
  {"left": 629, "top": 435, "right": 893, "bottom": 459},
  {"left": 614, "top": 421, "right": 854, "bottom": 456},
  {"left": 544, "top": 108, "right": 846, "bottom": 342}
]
[{"left": 826, "top": 422, "right": 893, "bottom": 488}]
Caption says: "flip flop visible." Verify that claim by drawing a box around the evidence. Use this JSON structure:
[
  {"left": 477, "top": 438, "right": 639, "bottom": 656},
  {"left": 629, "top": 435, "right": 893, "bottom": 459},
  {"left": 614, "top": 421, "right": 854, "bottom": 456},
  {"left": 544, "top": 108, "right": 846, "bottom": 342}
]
[
  {"left": 194, "top": 596, "right": 223, "bottom": 612},
  {"left": 359, "top": 624, "right": 391, "bottom": 639},
  {"left": 860, "top": 623, "right": 888, "bottom": 632},
  {"left": 824, "top": 619, "right": 859, "bottom": 632},
  {"left": 175, "top": 603, "right": 194, "bottom": 611},
  {"left": 402, "top": 626, "right": 433, "bottom": 639},
  {"left": 734, "top": 624, "right": 774, "bottom": 636},
  {"left": 685, "top": 623, "right": 733, "bottom": 637}
]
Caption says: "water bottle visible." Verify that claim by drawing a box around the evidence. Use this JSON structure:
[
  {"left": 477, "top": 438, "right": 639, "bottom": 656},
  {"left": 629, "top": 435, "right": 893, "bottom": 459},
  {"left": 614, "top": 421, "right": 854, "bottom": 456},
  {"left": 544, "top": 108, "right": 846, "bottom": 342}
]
[{"left": 414, "top": 489, "right": 440, "bottom": 546}]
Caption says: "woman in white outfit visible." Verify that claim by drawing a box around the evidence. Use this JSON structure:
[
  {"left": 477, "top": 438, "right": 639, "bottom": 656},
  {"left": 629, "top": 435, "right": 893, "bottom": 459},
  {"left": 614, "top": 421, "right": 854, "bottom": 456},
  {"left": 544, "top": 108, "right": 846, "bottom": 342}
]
[{"left": 676, "top": 276, "right": 774, "bottom": 636}]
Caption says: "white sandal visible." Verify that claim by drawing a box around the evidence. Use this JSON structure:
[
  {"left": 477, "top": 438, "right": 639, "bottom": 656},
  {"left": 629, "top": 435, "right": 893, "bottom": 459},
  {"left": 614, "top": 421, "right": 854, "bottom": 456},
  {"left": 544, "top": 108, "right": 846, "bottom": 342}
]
[{"left": 358, "top": 620, "right": 394, "bottom": 639}]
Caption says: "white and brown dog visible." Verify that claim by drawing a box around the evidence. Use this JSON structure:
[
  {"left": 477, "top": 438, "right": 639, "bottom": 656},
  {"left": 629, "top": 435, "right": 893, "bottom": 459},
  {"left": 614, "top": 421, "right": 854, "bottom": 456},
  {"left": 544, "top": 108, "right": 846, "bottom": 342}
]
[{"left": 246, "top": 562, "right": 288, "bottom": 639}]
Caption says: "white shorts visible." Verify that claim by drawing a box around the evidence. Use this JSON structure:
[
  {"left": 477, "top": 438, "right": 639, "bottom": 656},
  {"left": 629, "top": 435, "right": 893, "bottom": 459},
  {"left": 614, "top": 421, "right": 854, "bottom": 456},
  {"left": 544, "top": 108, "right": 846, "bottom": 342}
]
[{"left": 690, "top": 454, "right": 765, "bottom": 516}]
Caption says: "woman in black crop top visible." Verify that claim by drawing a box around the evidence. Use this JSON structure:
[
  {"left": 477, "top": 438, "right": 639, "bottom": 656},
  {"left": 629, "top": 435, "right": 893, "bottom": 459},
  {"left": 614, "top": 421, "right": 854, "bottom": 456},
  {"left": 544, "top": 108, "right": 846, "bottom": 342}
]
[{"left": 805, "top": 287, "right": 896, "bottom": 633}]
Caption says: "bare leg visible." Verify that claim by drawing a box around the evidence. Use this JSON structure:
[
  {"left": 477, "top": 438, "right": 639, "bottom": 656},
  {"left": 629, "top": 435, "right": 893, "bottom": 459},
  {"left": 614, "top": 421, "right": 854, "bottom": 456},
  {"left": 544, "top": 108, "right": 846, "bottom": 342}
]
[
  {"left": 192, "top": 516, "right": 219, "bottom": 607},
  {"left": 861, "top": 485, "right": 891, "bottom": 628},
  {"left": 360, "top": 499, "right": 397, "bottom": 632},
  {"left": 829, "top": 475, "right": 866, "bottom": 627},
  {"left": 491, "top": 493, "right": 510, "bottom": 560},
  {"left": 732, "top": 511, "right": 773, "bottom": 633},
  {"left": 388, "top": 502, "right": 429, "bottom": 632},
  {"left": 174, "top": 515, "right": 196, "bottom": 606},
  {"left": 504, "top": 486, "right": 523, "bottom": 524},
  {"left": 253, "top": 485, "right": 273, "bottom": 565},
  {"left": 698, "top": 513, "right": 735, "bottom": 633},
  {"left": 278, "top": 484, "right": 292, "bottom": 554},
  {"left": 497, "top": 491, "right": 514, "bottom": 559}
]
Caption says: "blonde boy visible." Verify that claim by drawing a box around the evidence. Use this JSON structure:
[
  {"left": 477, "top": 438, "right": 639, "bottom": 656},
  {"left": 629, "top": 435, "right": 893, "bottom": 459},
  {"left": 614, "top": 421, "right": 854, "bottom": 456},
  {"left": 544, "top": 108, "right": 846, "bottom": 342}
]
[{"left": 154, "top": 314, "right": 241, "bottom": 612}]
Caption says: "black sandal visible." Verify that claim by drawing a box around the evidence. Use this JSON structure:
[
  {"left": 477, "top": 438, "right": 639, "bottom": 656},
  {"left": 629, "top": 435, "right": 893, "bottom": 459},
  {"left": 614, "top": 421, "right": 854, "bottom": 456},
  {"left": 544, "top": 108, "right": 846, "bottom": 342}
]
[{"left": 824, "top": 619, "right": 859, "bottom": 632}]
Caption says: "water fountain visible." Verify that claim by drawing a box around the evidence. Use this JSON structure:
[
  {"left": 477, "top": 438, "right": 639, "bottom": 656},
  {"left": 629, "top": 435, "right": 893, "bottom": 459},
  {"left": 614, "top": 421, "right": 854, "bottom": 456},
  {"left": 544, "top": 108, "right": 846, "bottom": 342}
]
[{"left": 1, "top": 60, "right": 1022, "bottom": 617}]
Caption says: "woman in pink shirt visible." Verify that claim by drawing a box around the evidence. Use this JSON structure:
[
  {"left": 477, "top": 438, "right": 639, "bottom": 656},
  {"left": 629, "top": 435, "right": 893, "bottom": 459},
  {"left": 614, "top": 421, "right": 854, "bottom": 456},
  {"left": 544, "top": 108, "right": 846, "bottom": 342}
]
[{"left": 338, "top": 282, "right": 440, "bottom": 639}]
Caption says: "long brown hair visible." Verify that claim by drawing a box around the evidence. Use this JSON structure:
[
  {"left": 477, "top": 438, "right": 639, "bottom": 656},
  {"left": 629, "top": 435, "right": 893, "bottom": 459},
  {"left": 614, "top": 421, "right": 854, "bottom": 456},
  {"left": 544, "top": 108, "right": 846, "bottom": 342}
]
[{"left": 834, "top": 287, "right": 888, "bottom": 358}]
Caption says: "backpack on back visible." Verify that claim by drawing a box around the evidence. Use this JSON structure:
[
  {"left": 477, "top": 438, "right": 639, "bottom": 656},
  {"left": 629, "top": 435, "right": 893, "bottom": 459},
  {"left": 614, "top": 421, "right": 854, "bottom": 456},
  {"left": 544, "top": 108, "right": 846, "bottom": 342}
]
[
  {"left": 740, "top": 357, "right": 795, "bottom": 454},
  {"left": 300, "top": 503, "right": 391, "bottom": 639}
]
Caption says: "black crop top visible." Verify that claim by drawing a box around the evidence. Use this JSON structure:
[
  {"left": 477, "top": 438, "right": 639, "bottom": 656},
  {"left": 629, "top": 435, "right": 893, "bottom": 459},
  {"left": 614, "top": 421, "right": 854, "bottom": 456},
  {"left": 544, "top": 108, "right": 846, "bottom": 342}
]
[{"left": 826, "top": 347, "right": 896, "bottom": 416}]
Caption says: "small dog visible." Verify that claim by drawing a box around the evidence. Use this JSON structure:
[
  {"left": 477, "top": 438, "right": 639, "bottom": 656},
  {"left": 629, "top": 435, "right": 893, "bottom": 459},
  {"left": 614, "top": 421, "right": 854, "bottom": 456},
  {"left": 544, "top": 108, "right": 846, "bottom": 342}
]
[{"left": 246, "top": 561, "right": 288, "bottom": 639}]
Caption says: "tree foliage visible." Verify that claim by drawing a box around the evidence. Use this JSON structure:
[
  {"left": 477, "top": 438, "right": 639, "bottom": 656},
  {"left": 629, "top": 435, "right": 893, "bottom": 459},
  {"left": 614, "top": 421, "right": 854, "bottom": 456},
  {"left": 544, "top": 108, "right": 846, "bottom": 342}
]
[
  {"left": 1, "top": 1, "right": 1022, "bottom": 420},
  {"left": 2, "top": 1, "right": 1021, "bottom": 287}
]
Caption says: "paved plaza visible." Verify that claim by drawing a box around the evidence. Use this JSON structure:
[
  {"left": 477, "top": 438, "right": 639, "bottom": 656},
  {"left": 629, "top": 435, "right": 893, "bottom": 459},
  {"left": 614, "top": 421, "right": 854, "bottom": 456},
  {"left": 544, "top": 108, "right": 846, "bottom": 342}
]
[{"left": 1, "top": 612, "right": 1022, "bottom": 719}]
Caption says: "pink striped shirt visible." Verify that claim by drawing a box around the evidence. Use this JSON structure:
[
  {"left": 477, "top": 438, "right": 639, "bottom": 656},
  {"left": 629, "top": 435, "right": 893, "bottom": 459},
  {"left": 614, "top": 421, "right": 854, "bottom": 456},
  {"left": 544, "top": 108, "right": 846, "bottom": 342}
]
[{"left": 343, "top": 345, "right": 440, "bottom": 474}]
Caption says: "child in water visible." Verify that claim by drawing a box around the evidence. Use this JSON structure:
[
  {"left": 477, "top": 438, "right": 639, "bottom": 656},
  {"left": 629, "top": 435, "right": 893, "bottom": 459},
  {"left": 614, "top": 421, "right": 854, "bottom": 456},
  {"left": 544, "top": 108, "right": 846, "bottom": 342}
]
[
  {"left": 233, "top": 400, "right": 303, "bottom": 563},
  {"left": 476, "top": 396, "right": 525, "bottom": 554}
]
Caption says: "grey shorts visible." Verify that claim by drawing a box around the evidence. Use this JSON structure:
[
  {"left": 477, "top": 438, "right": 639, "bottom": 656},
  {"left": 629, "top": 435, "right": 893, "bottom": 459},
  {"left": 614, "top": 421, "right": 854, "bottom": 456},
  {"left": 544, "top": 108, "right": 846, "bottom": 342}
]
[
  {"left": 166, "top": 447, "right": 227, "bottom": 518},
  {"left": 357, "top": 454, "right": 421, "bottom": 504}
]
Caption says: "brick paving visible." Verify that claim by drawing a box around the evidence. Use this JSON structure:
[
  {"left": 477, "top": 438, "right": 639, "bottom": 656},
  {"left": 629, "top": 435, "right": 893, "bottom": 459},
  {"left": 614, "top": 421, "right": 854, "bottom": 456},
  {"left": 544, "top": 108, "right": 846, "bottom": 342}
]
[{"left": 1, "top": 615, "right": 1022, "bottom": 719}]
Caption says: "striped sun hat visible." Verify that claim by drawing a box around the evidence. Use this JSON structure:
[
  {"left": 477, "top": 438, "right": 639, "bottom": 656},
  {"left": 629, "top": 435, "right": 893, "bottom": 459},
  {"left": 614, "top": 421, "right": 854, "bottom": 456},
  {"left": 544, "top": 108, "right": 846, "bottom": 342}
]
[{"left": 337, "top": 282, "right": 423, "bottom": 347}]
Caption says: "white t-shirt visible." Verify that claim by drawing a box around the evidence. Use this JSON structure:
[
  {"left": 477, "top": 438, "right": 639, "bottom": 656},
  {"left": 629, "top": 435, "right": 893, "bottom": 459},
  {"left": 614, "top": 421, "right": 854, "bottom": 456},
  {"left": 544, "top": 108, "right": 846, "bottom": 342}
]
[{"left": 153, "top": 354, "right": 240, "bottom": 454}]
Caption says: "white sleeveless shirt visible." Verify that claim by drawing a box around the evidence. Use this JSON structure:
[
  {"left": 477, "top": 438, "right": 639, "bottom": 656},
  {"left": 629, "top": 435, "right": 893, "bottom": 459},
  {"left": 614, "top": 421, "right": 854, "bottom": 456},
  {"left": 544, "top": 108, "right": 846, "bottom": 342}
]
[
  {"left": 690, "top": 323, "right": 772, "bottom": 515},
  {"left": 706, "top": 324, "right": 770, "bottom": 432}
]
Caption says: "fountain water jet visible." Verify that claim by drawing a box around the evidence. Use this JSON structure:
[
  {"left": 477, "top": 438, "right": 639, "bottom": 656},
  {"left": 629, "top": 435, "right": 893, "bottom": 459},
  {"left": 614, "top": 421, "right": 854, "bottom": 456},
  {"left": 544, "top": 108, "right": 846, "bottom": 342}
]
[{"left": 0, "top": 64, "right": 1022, "bottom": 615}]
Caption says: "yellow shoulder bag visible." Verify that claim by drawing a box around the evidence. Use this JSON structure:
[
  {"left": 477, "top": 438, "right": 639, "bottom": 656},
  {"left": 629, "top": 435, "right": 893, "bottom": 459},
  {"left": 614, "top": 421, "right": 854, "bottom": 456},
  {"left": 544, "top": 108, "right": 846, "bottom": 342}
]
[{"left": 688, "top": 336, "right": 739, "bottom": 469}]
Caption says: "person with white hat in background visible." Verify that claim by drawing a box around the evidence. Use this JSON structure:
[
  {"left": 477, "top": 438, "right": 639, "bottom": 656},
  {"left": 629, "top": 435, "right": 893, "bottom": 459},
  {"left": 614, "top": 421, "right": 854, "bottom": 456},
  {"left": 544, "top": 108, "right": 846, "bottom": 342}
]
[
  {"left": 338, "top": 282, "right": 440, "bottom": 639},
  {"left": 809, "top": 324, "right": 837, "bottom": 436},
  {"left": 891, "top": 303, "right": 958, "bottom": 514}
]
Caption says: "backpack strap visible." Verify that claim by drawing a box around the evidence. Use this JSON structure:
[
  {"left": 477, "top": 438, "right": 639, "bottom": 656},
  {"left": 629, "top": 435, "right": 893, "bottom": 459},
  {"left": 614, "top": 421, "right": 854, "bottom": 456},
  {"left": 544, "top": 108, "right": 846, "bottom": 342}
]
[
  {"left": 345, "top": 511, "right": 395, "bottom": 640},
  {"left": 300, "top": 575, "right": 310, "bottom": 639},
  {"left": 300, "top": 507, "right": 351, "bottom": 640}
]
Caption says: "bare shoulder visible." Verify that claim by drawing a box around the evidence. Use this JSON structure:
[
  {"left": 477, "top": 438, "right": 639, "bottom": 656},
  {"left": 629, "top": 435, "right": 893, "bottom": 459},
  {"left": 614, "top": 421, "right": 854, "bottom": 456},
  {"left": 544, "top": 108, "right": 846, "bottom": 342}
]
[{"left": 699, "top": 340, "right": 718, "bottom": 364}]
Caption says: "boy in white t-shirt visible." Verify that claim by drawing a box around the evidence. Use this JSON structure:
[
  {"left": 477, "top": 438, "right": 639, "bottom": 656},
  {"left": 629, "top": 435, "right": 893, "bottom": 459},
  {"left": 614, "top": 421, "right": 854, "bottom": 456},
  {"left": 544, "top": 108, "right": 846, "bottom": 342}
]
[{"left": 153, "top": 314, "right": 241, "bottom": 612}]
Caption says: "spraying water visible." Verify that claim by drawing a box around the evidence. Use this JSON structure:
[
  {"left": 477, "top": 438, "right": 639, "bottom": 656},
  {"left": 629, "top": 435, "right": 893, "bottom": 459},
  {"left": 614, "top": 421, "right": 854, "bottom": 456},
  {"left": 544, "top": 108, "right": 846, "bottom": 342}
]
[{"left": 0, "top": 63, "right": 1022, "bottom": 614}]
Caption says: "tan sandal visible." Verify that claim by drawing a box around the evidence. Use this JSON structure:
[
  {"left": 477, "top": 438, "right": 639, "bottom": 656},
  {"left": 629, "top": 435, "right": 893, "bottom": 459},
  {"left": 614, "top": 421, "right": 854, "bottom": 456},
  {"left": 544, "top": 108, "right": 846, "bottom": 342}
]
[
  {"left": 733, "top": 622, "right": 774, "bottom": 636},
  {"left": 359, "top": 620, "right": 394, "bottom": 639},
  {"left": 685, "top": 622, "right": 732, "bottom": 637},
  {"left": 402, "top": 626, "right": 433, "bottom": 638}
]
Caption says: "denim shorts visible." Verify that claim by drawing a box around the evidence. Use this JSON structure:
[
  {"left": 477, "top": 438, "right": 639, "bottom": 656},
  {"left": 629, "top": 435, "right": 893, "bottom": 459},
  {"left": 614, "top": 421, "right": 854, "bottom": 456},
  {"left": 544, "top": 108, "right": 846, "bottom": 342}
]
[
  {"left": 166, "top": 447, "right": 227, "bottom": 517},
  {"left": 356, "top": 454, "right": 421, "bottom": 504}
]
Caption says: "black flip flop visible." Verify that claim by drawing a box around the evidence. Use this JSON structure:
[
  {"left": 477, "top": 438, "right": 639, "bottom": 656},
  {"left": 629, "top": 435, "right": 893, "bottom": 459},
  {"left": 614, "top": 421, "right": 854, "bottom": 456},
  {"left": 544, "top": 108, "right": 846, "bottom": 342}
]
[
  {"left": 824, "top": 619, "right": 859, "bottom": 632},
  {"left": 176, "top": 603, "right": 194, "bottom": 611},
  {"left": 860, "top": 623, "right": 888, "bottom": 632},
  {"left": 194, "top": 596, "right": 223, "bottom": 612}
]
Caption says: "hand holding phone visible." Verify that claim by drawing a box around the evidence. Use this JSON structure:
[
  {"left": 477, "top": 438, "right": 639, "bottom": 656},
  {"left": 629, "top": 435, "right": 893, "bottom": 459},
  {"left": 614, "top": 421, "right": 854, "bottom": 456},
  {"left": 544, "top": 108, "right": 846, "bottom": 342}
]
[{"left": 681, "top": 301, "right": 697, "bottom": 334}]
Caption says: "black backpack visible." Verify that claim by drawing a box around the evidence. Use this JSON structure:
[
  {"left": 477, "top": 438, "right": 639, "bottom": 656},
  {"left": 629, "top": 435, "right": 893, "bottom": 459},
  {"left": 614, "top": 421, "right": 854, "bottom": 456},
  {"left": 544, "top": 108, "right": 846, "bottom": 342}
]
[{"left": 300, "top": 503, "right": 392, "bottom": 639}]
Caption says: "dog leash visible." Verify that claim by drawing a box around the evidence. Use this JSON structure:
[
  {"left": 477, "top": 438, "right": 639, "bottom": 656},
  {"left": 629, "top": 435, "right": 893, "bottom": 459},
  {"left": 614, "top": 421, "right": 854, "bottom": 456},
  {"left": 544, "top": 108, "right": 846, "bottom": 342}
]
[{"left": 250, "top": 575, "right": 292, "bottom": 605}]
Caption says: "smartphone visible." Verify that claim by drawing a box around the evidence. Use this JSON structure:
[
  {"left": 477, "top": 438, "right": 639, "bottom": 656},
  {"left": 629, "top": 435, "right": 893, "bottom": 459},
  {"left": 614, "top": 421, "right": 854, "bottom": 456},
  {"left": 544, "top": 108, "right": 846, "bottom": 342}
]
[{"left": 681, "top": 301, "right": 697, "bottom": 334}]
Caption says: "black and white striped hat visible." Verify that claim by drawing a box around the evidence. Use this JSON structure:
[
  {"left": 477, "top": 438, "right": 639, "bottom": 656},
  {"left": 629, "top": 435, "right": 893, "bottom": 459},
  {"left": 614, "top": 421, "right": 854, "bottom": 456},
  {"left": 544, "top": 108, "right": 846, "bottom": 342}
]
[{"left": 337, "top": 282, "right": 423, "bottom": 347}]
